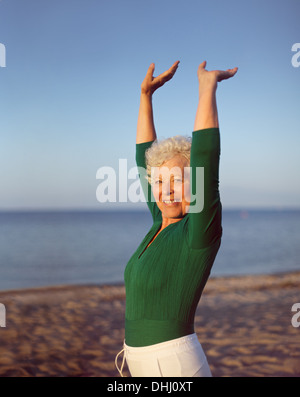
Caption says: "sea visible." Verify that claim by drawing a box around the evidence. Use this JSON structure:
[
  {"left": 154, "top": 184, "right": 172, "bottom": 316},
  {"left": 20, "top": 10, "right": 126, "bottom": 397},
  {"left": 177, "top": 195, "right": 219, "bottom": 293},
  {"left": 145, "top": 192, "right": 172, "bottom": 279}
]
[{"left": 0, "top": 209, "right": 299, "bottom": 291}]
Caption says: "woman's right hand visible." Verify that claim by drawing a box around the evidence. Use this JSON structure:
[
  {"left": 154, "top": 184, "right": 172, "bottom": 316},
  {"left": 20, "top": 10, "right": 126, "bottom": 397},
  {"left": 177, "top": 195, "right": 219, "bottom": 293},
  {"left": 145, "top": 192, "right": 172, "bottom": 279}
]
[{"left": 141, "top": 61, "right": 180, "bottom": 96}]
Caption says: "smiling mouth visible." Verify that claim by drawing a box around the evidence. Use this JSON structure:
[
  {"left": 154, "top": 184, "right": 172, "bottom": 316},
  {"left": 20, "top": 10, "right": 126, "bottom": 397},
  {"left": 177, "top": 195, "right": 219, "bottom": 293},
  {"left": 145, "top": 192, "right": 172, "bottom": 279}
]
[{"left": 162, "top": 200, "right": 181, "bottom": 204}]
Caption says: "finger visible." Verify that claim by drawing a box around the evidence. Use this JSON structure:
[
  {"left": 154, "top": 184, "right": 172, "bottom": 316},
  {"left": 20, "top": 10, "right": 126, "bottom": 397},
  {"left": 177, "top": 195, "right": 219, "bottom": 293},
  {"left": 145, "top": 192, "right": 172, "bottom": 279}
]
[
  {"left": 148, "top": 62, "right": 156, "bottom": 77},
  {"left": 217, "top": 67, "right": 238, "bottom": 82},
  {"left": 227, "top": 67, "right": 238, "bottom": 75},
  {"left": 198, "top": 61, "right": 207, "bottom": 71},
  {"left": 143, "top": 63, "right": 155, "bottom": 83},
  {"left": 155, "top": 61, "right": 180, "bottom": 84},
  {"left": 172, "top": 60, "right": 180, "bottom": 69},
  {"left": 162, "top": 60, "right": 180, "bottom": 79}
]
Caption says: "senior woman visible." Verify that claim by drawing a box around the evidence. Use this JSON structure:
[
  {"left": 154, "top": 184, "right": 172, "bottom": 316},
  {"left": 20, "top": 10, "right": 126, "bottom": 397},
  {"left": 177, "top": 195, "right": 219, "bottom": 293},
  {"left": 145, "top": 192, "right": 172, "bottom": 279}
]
[{"left": 116, "top": 60, "right": 238, "bottom": 377}]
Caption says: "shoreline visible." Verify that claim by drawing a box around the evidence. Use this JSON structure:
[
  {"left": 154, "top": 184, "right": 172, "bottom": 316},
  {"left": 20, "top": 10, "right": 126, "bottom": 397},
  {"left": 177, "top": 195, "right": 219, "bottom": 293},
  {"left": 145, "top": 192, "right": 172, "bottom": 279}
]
[
  {"left": 0, "top": 271, "right": 299, "bottom": 377},
  {"left": 0, "top": 268, "right": 299, "bottom": 296}
]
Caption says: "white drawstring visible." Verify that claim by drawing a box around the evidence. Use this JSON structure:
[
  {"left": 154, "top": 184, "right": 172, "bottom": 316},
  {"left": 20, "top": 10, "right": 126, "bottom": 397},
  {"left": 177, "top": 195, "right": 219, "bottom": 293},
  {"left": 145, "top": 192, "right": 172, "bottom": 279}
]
[{"left": 115, "top": 347, "right": 126, "bottom": 377}]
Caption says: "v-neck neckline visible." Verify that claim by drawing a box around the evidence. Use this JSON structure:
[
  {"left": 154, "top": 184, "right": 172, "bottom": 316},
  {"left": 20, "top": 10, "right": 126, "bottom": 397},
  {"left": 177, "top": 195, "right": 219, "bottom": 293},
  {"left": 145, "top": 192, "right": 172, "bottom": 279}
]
[
  {"left": 138, "top": 222, "right": 162, "bottom": 260},
  {"left": 138, "top": 219, "right": 183, "bottom": 260}
]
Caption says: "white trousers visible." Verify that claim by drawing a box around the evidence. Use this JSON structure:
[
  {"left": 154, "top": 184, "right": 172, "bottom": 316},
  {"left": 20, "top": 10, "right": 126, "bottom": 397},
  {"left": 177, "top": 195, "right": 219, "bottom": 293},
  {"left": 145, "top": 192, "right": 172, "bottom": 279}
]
[{"left": 115, "top": 333, "right": 212, "bottom": 377}]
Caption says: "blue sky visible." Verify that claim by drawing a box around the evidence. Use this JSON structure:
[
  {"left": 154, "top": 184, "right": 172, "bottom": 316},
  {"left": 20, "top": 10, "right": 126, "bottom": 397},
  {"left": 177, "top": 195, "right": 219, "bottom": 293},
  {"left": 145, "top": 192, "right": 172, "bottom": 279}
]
[{"left": 0, "top": 0, "right": 299, "bottom": 210}]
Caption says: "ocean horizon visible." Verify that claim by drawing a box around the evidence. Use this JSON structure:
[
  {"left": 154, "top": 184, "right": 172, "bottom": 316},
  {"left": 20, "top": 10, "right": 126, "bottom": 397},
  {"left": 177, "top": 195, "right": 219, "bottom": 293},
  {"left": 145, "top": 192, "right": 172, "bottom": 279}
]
[{"left": 0, "top": 208, "right": 299, "bottom": 291}]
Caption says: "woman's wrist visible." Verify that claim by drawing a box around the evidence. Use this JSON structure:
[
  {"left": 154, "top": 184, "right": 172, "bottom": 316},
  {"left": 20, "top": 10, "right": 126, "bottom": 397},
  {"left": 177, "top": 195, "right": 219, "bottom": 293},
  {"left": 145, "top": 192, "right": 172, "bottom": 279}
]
[
  {"left": 198, "top": 81, "right": 217, "bottom": 98},
  {"left": 140, "top": 90, "right": 153, "bottom": 99},
  {"left": 194, "top": 85, "right": 219, "bottom": 130}
]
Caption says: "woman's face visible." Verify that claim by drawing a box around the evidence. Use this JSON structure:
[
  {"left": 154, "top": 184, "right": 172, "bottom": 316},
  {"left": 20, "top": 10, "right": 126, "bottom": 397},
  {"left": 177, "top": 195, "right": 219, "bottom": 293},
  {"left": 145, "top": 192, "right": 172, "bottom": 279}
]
[{"left": 151, "top": 155, "right": 190, "bottom": 220}]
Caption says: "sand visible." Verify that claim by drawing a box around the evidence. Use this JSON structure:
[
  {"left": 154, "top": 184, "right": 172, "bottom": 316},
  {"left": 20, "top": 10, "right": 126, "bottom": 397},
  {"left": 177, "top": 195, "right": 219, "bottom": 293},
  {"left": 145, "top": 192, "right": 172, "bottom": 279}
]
[{"left": 0, "top": 271, "right": 299, "bottom": 377}]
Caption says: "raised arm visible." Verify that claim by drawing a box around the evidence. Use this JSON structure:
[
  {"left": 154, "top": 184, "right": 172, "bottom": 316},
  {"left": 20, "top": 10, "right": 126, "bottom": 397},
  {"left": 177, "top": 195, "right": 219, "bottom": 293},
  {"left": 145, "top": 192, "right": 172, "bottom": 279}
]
[
  {"left": 136, "top": 61, "right": 180, "bottom": 144},
  {"left": 188, "top": 61, "right": 238, "bottom": 249},
  {"left": 193, "top": 61, "right": 238, "bottom": 130}
]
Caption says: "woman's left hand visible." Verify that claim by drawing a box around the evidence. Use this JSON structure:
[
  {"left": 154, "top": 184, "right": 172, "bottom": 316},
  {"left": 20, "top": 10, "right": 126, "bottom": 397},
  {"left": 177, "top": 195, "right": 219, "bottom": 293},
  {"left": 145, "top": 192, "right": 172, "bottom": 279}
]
[{"left": 197, "top": 61, "right": 238, "bottom": 94}]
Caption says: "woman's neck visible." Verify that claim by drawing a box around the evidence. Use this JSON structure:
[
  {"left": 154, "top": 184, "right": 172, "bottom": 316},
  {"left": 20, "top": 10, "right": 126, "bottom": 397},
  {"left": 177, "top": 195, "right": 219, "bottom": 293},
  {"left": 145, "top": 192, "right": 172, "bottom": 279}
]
[{"left": 161, "top": 216, "right": 184, "bottom": 231}]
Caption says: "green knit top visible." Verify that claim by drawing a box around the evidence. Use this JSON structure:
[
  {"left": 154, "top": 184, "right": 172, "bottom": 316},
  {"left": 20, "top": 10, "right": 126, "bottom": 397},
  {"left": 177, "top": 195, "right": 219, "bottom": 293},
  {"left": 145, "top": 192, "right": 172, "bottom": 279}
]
[{"left": 124, "top": 128, "right": 222, "bottom": 347}]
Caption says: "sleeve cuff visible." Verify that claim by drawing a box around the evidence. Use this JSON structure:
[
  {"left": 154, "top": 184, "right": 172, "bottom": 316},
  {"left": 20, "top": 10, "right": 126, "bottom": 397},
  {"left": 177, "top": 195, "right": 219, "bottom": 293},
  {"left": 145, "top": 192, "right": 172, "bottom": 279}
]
[{"left": 192, "top": 127, "right": 219, "bottom": 136}]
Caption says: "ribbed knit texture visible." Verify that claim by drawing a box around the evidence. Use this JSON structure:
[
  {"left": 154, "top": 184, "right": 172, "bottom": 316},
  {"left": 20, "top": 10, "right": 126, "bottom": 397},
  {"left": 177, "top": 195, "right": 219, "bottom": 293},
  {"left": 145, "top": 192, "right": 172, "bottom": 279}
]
[{"left": 124, "top": 128, "right": 222, "bottom": 347}]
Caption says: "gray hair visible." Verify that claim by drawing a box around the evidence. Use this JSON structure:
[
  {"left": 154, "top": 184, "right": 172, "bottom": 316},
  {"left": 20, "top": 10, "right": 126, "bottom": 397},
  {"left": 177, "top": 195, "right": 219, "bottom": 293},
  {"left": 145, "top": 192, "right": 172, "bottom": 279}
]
[{"left": 145, "top": 135, "right": 191, "bottom": 183}]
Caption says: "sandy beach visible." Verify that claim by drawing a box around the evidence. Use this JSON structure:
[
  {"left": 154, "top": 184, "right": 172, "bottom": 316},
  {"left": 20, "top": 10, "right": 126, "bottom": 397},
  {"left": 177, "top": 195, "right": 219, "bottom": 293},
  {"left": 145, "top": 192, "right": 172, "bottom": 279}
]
[{"left": 0, "top": 271, "right": 299, "bottom": 377}]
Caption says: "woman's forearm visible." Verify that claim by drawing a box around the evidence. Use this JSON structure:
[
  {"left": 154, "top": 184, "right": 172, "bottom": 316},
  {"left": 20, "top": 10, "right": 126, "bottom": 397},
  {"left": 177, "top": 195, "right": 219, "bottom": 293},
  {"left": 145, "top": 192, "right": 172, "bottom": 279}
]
[
  {"left": 136, "top": 61, "right": 179, "bottom": 144},
  {"left": 193, "top": 87, "right": 219, "bottom": 131},
  {"left": 136, "top": 93, "right": 157, "bottom": 144},
  {"left": 193, "top": 61, "right": 237, "bottom": 131}
]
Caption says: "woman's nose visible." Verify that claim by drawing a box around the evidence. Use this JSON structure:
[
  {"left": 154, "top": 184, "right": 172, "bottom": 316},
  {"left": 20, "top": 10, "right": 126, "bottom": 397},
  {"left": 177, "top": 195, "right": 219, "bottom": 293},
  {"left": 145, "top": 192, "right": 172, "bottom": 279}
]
[{"left": 161, "top": 181, "right": 174, "bottom": 196}]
